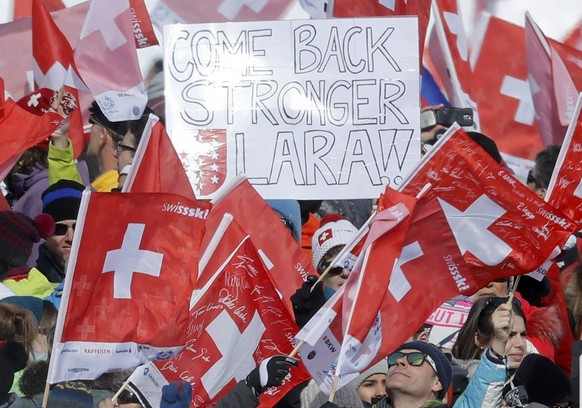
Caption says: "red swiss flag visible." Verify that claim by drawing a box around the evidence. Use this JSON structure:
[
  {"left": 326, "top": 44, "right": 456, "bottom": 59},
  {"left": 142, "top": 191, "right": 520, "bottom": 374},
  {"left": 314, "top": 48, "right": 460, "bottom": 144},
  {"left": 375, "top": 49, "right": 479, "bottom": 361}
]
[
  {"left": 156, "top": 236, "right": 310, "bottom": 407},
  {"left": 471, "top": 16, "right": 543, "bottom": 159},
  {"left": 59, "top": 193, "right": 210, "bottom": 345}
]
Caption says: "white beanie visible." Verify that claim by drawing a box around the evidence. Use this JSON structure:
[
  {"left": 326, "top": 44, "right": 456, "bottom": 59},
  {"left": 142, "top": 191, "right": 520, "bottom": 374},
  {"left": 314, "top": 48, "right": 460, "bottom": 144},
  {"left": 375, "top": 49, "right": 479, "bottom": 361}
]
[
  {"left": 312, "top": 215, "right": 358, "bottom": 270},
  {"left": 300, "top": 380, "right": 362, "bottom": 408},
  {"left": 354, "top": 359, "right": 388, "bottom": 388}
]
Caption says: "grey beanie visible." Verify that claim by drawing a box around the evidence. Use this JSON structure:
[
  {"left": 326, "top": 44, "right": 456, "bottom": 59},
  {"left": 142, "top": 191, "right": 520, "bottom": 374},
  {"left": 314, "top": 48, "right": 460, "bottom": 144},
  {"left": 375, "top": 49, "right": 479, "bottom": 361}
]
[
  {"left": 300, "top": 379, "right": 362, "bottom": 408},
  {"left": 354, "top": 359, "right": 388, "bottom": 388}
]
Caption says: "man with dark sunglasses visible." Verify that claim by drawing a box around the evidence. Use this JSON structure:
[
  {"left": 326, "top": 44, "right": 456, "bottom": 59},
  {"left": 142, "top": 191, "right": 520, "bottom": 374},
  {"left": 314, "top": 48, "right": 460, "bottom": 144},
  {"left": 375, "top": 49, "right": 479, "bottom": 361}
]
[
  {"left": 371, "top": 341, "right": 452, "bottom": 408},
  {"left": 36, "top": 179, "right": 84, "bottom": 284},
  {"left": 115, "top": 107, "right": 155, "bottom": 190},
  {"left": 87, "top": 101, "right": 131, "bottom": 192}
]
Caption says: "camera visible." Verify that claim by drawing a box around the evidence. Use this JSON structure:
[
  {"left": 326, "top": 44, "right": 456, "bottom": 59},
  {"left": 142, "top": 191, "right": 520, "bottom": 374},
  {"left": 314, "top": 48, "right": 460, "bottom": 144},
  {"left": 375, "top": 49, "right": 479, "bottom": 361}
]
[{"left": 421, "top": 107, "right": 474, "bottom": 131}]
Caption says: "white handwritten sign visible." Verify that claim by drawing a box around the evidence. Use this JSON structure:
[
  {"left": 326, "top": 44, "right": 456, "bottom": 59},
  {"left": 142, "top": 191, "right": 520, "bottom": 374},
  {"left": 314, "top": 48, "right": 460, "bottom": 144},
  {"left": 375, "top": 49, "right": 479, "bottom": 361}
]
[{"left": 164, "top": 17, "right": 420, "bottom": 199}]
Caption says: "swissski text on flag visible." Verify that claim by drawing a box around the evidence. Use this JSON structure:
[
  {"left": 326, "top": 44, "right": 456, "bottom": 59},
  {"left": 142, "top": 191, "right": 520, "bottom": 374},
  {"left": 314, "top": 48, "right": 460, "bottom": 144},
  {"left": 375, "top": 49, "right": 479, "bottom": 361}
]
[
  {"left": 299, "top": 124, "right": 577, "bottom": 386},
  {"left": 340, "top": 126, "right": 575, "bottom": 374},
  {"left": 131, "top": 235, "right": 310, "bottom": 407},
  {"left": 74, "top": 0, "right": 147, "bottom": 122},
  {"left": 47, "top": 191, "right": 211, "bottom": 383}
]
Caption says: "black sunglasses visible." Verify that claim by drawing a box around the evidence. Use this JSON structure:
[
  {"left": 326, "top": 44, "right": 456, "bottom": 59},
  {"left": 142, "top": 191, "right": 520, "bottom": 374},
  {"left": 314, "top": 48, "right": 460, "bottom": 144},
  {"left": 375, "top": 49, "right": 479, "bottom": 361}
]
[
  {"left": 492, "top": 278, "right": 509, "bottom": 283},
  {"left": 527, "top": 170, "right": 545, "bottom": 190},
  {"left": 387, "top": 351, "right": 436, "bottom": 372},
  {"left": 117, "top": 388, "right": 141, "bottom": 405},
  {"left": 487, "top": 296, "right": 522, "bottom": 309},
  {"left": 53, "top": 223, "right": 76, "bottom": 236},
  {"left": 116, "top": 141, "right": 137, "bottom": 153},
  {"left": 318, "top": 259, "right": 344, "bottom": 276}
]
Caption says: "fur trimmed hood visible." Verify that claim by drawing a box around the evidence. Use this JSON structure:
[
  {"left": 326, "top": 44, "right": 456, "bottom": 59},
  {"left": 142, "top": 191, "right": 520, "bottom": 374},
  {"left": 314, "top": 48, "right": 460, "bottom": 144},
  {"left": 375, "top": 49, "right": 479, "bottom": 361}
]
[{"left": 526, "top": 303, "right": 563, "bottom": 347}]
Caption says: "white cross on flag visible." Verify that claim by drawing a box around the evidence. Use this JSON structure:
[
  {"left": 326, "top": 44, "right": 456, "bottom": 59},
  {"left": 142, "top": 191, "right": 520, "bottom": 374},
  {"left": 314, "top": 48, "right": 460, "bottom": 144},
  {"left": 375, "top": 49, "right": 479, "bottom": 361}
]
[
  {"left": 74, "top": 0, "right": 147, "bottom": 122},
  {"left": 199, "top": 177, "right": 315, "bottom": 317},
  {"left": 300, "top": 124, "right": 577, "bottom": 385},
  {"left": 47, "top": 191, "right": 211, "bottom": 383},
  {"left": 428, "top": 0, "right": 476, "bottom": 113},
  {"left": 470, "top": 16, "right": 543, "bottom": 159},
  {"left": 136, "top": 233, "right": 310, "bottom": 407},
  {"left": 546, "top": 93, "right": 582, "bottom": 228}
]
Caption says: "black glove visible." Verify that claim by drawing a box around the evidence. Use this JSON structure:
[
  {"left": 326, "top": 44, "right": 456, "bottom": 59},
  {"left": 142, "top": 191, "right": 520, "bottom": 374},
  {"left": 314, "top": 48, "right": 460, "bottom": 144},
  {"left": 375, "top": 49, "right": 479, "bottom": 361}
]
[
  {"left": 246, "top": 355, "right": 299, "bottom": 395},
  {"left": 290, "top": 275, "right": 326, "bottom": 328}
]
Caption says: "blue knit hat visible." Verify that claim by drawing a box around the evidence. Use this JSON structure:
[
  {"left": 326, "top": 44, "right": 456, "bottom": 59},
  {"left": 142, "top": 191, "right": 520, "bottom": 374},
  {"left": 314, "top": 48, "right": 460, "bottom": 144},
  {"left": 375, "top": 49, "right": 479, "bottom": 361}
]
[
  {"left": 396, "top": 341, "right": 452, "bottom": 400},
  {"left": 0, "top": 296, "right": 43, "bottom": 324},
  {"left": 47, "top": 381, "right": 92, "bottom": 408},
  {"left": 41, "top": 180, "right": 84, "bottom": 223},
  {"left": 266, "top": 200, "right": 301, "bottom": 242}
]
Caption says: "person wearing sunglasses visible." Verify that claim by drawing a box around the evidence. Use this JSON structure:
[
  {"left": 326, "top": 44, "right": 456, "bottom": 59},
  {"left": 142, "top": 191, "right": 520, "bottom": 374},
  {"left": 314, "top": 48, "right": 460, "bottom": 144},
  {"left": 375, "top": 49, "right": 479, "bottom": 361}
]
[
  {"left": 451, "top": 296, "right": 526, "bottom": 407},
  {"left": 290, "top": 215, "right": 358, "bottom": 330},
  {"left": 525, "top": 145, "right": 560, "bottom": 200},
  {"left": 371, "top": 341, "right": 452, "bottom": 408},
  {"left": 87, "top": 101, "right": 131, "bottom": 192},
  {"left": 311, "top": 215, "right": 358, "bottom": 298},
  {"left": 474, "top": 277, "right": 511, "bottom": 300},
  {"left": 114, "top": 108, "right": 155, "bottom": 191},
  {"left": 36, "top": 179, "right": 84, "bottom": 284}
]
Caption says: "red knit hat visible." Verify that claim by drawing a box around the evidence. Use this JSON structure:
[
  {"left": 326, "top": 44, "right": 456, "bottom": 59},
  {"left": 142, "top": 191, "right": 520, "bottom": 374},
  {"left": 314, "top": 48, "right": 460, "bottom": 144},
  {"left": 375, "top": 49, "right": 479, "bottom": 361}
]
[{"left": 0, "top": 211, "right": 54, "bottom": 268}]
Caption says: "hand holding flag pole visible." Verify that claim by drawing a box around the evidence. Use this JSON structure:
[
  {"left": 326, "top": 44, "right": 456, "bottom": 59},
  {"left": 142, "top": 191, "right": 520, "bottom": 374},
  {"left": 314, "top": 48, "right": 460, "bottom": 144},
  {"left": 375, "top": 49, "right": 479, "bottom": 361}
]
[{"left": 506, "top": 275, "right": 522, "bottom": 307}]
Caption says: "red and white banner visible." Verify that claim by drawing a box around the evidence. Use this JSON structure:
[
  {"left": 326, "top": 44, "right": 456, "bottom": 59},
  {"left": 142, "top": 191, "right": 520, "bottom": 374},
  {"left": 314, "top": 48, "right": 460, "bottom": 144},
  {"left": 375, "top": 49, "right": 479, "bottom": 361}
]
[
  {"left": 128, "top": 0, "right": 158, "bottom": 49},
  {"left": 201, "top": 178, "right": 314, "bottom": 316},
  {"left": 0, "top": 96, "right": 63, "bottom": 178},
  {"left": 0, "top": 3, "right": 87, "bottom": 100},
  {"left": 32, "top": 0, "right": 86, "bottom": 158},
  {"left": 150, "top": 0, "right": 294, "bottom": 27},
  {"left": 470, "top": 16, "right": 543, "bottom": 159},
  {"left": 47, "top": 191, "right": 211, "bottom": 383},
  {"left": 123, "top": 115, "right": 197, "bottom": 200},
  {"left": 74, "top": 0, "right": 147, "bottom": 122},
  {"left": 339, "top": 124, "right": 576, "bottom": 376},
  {"left": 525, "top": 12, "right": 578, "bottom": 147},
  {"left": 428, "top": 0, "right": 476, "bottom": 114},
  {"left": 564, "top": 19, "right": 582, "bottom": 52},
  {"left": 546, "top": 93, "right": 582, "bottom": 228},
  {"left": 139, "top": 236, "right": 309, "bottom": 407},
  {"left": 298, "top": 124, "right": 577, "bottom": 386},
  {"left": 337, "top": 189, "right": 416, "bottom": 375}
]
